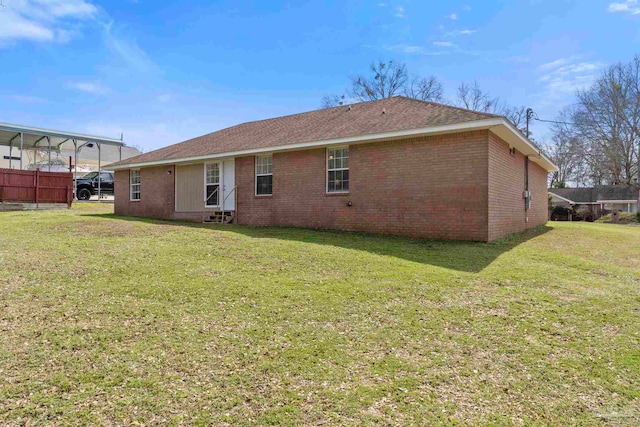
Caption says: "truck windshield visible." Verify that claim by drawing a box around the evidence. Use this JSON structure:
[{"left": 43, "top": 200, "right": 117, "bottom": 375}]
[{"left": 81, "top": 172, "right": 98, "bottom": 179}]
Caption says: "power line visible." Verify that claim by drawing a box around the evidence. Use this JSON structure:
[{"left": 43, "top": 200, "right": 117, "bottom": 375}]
[
  {"left": 526, "top": 108, "right": 576, "bottom": 129},
  {"left": 533, "top": 117, "right": 576, "bottom": 126}
]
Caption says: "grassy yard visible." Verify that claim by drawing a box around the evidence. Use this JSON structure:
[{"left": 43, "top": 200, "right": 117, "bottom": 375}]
[{"left": 0, "top": 204, "right": 638, "bottom": 426}]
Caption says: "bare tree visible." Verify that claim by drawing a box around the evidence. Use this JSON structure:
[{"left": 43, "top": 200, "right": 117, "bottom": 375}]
[
  {"left": 454, "top": 81, "right": 528, "bottom": 134},
  {"left": 574, "top": 61, "right": 639, "bottom": 185},
  {"left": 610, "top": 55, "right": 640, "bottom": 183},
  {"left": 546, "top": 107, "right": 581, "bottom": 188},
  {"left": 349, "top": 60, "right": 408, "bottom": 101},
  {"left": 611, "top": 55, "right": 640, "bottom": 141},
  {"left": 322, "top": 60, "right": 445, "bottom": 108},
  {"left": 403, "top": 75, "right": 443, "bottom": 102},
  {"left": 321, "top": 94, "right": 345, "bottom": 108},
  {"left": 456, "top": 80, "right": 500, "bottom": 112},
  {"left": 502, "top": 105, "right": 527, "bottom": 132}
]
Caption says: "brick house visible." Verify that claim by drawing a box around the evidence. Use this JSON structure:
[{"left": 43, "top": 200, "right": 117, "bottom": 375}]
[
  {"left": 550, "top": 185, "right": 640, "bottom": 219},
  {"left": 108, "top": 97, "right": 557, "bottom": 241}
]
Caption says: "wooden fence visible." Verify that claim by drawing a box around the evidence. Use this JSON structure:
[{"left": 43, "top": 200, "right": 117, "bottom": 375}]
[{"left": 0, "top": 168, "right": 73, "bottom": 207}]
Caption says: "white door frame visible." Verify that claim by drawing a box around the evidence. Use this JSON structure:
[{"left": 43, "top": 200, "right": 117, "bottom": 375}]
[{"left": 204, "top": 161, "right": 221, "bottom": 208}]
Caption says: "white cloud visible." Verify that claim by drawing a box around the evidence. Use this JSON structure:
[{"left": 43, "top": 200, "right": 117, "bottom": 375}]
[
  {"left": 45, "top": 0, "right": 97, "bottom": 18},
  {"left": 9, "top": 94, "right": 47, "bottom": 104},
  {"left": 395, "top": 6, "right": 405, "bottom": 18},
  {"left": 0, "top": 2, "right": 159, "bottom": 76},
  {"left": 384, "top": 44, "right": 426, "bottom": 54},
  {"left": 444, "top": 29, "right": 477, "bottom": 37},
  {"left": 447, "top": 13, "right": 458, "bottom": 20},
  {"left": 0, "top": 0, "right": 97, "bottom": 45},
  {"left": 383, "top": 43, "right": 477, "bottom": 56},
  {"left": 535, "top": 57, "right": 604, "bottom": 107},
  {"left": 102, "top": 21, "right": 160, "bottom": 74},
  {"left": 538, "top": 57, "right": 571, "bottom": 71},
  {"left": 156, "top": 93, "right": 173, "bottom": 103},
  {"left": 433, "top": 41, "right": 455, "bottom": 47},
  {"left": 69, "top": 81, "right": 110, "bottom": 95},
  {"left": 503, "top": 55, "right": 530, "bottom": 64},
  {"left": 608, "top": 0, "right": 640, "bottom": 14}
]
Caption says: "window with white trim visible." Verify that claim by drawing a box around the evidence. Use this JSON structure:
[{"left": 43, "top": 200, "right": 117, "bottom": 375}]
[
  {"left": 205, "top": 163, "right": 220, "bottom": 206},
  {"left": 130, "top": 169, "right": 140, "bottom": 200},
  {"left": 256, "top": 155, "right": 273, "bottom": 195},
  {"left": 327, "top": 147, "right": 349, "bottom": 192}
]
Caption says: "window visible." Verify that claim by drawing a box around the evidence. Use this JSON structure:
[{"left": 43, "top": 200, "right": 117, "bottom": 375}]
[
  {"left": 99, "top": 172, "right": 113, "bottom": 183},
  {"left": 82, "top": 172, "right": 98, "bottom": 180},
  {"left": 256, "top": 155, "right": 273, "bottom": 195},
  {"left": 327, "top": 147, "right": 349, "bottom": 193},
  {"left": 130, "top": 169, "right": 140, "bottom": 200},
  {"left": 205, "top": 163, "right": 220, "bottom": 206}
]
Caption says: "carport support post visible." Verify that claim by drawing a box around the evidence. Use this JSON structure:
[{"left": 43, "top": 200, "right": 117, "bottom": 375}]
[
  {"left": 73, "top": 139, "right": 78, "bottom": 200},
  {"left": 19, "top": 132, "right": 23, "bottom": 169},
  {"left": 47, "top": 136, "right": 51, "bottom": 172},
  {"left": 97, "top": 143, "right": 101, "bottom": 199},
  {"left": 8, "top": 142, "right": 12, "bottom": 169}
]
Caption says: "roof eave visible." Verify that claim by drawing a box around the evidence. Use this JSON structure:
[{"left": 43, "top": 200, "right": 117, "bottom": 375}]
[
  {"left": 489, "top": 120, "right": 558, "bottom": 172},
  {"left": 108, "top": 118, "right": 558, "bottom": 172},
  {"left": 549, "top": 192, "right": 576, "bottom": 204}
]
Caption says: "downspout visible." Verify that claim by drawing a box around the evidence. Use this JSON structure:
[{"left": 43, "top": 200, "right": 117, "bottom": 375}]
[
  {"left": 525, "top": 156, "right": 529, "bottom": 197},
  {"left": 524, "top": 155, "right": 531, "bottom": 223}
]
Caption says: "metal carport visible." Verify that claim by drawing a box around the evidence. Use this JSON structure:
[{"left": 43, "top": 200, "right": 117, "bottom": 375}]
[{"left": 0, "top": 121, "right": 124, "bottom": 198}]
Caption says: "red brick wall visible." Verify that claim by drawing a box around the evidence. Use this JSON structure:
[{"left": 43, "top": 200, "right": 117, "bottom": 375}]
[
  {"left": 112, "top": 130, "right": 550, "bottom": 242},
  {"left": 488, "top": 132, "right": 549, "bottom": 240},
  {"left": 114, "top": 165, "right": 175, "bottom": 219},
  {"left": 236, "top": 131, "right": 490, "bottom": 241},
  {"left": 529, "top": 156, "right": 550, "bottom": 226}
]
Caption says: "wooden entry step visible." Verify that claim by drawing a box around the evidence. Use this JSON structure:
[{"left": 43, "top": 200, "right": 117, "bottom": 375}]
[{"left": 203, "top": 210, "right": 235, "bottom": 224}]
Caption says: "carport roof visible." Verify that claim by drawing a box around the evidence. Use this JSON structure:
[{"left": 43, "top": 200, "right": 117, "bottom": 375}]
[{"left": 0, "top": 121, "right": 124, "bottom": 151}]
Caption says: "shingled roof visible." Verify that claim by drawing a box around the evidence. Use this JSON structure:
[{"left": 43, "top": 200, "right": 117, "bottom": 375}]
[
  {"left": 109, "top": 96, "right": 501, "bottom": 167},
  {"left": 550, "top": 185, "right": 640, "bottom": 203}
]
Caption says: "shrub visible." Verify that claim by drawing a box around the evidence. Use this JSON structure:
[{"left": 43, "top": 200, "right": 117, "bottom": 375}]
[
  {"left": 550, "top": 205, "right": 571, "bottom": 221},
  {"left": 596, "top": 212, "right": 639, "bottom": 224},
  {"left": 551, "top": 205, "right": 569, "bottom": 216}
]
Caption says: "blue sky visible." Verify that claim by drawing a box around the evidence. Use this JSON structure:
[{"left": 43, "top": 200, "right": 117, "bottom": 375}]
[{"left": 0, "top": 0, "right": 638, "bottom": 151}]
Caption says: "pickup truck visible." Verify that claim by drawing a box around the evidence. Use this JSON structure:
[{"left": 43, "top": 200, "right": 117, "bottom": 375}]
[{"left": 74, "top": 171, "right": 115, "bottom": 200}]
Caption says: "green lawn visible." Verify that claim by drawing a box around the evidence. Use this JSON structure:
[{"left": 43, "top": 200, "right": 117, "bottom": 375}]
[{"left": 1, "top": 204, "right": 638, "bottom": 426}]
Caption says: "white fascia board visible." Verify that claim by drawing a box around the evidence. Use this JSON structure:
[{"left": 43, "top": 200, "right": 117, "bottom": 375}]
[
  {"left": 108, "top": 117, "right": 558, "bottom": 171},
  {"left": 596, "top": 199, "right": 639, "bottom": 203},
  {"left": 108, "top": 118, "right": 500, "bottom": 170}
]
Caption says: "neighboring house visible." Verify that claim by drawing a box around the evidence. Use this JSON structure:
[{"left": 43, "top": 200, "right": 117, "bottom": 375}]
[
  {"left": 550, "top": 186, "right": 640, "bottom": 217},
  {"left": 108, "top": 97, "right": 557, "bottom": 242}
]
